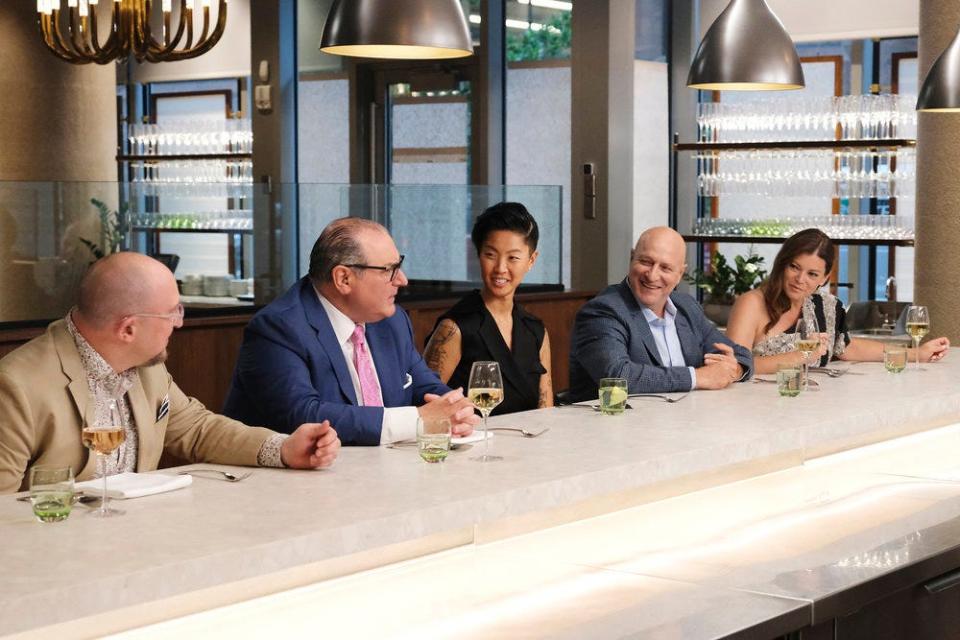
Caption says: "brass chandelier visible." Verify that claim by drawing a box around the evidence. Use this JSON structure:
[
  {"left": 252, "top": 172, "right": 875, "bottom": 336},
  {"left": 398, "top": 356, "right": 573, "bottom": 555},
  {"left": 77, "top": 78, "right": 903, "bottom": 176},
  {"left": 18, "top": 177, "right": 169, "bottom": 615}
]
[{"left": 36, "top": 0, "right": 228, "bottom": 65}]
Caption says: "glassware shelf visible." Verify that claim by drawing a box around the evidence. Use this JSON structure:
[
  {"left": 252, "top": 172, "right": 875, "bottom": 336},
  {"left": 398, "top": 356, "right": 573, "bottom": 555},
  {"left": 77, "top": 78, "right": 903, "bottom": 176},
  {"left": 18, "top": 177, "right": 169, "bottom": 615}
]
[
  {"left": 131, "top": 226, "right": 253, "bottom": 235},
  {"left": 117, "top": 153, "right": 254, "bottom": 161},
  {"left": 683, "top": 234, "right": 913, "bottom": 247},
  {"left": 674, "top": 139, "right": 916, "bottom": 152}
]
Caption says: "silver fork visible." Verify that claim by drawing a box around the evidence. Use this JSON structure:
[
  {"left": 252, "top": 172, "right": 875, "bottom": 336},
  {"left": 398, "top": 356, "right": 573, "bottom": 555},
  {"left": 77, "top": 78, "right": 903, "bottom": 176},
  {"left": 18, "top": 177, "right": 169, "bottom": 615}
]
[
  {"left": 628, "top": 393, "right": 689, "bottom": 403},
  {"left": 178, "top": 469, "right": 252, "bottom": 482},
  {"left": 488, "top": 427, "right": 550, "bottom": 438}
]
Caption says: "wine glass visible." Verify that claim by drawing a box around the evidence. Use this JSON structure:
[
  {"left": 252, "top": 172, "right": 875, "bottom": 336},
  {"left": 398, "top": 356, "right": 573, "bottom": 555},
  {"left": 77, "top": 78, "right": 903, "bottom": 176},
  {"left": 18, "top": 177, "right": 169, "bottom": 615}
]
[
  {"left": 81, "top": 397, "right": 126, "bottom": 518},
  {"left": 467, "top": 361, "right": 503, "bottom": 463},
  {"left": 794, "top": 316, "right": 820, "bottom": 390},
  {"left": 906, "top": 305, "right": 930, "bottom": 371}
]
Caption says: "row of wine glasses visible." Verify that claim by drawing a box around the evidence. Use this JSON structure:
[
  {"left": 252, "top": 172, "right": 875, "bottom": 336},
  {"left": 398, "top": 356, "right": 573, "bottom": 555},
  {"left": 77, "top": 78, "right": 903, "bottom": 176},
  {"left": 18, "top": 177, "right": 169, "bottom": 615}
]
[
  {"left": 128, "top": 159, "right": 253, "bottom": 184},
  {"left": 695, "top": 148, "right": 915, "bottom": 199},
  {"left": 129, "top": 210, "right": 253, "bottom": 231},
  {"left": 128, "top": 182, "right": 253, "bottom": 200},
  {"left": 697, "top": 94, "right": 918, "bottom": 143},
  {"left": 691, "top": 215, "right": 914, "bottom": 241},
  {"left": 128, "top": 118, "right": 253, "bottom": 155}
]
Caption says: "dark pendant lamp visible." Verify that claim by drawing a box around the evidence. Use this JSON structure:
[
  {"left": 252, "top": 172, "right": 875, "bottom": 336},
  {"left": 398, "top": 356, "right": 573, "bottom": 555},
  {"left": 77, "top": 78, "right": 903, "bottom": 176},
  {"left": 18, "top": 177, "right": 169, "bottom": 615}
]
[
  {"left": 917, "top": 26, "right": 960, "bottom": 111},
  {"left": 687, "top": 0, "right": 804, "bottom": 91},
  {"left": 320, "top": 0, "right": 474, "bottom": 60}
]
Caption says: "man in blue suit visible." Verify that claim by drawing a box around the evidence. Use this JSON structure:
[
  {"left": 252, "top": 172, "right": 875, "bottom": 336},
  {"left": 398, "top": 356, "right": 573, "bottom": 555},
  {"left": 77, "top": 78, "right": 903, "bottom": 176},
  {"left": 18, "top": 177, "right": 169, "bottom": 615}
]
[
  {"left": 569, "top": 227, "right": 752, "bottom": 402},
  {"left": 224, "top": 218, "right": 478, "bottom": 445}
]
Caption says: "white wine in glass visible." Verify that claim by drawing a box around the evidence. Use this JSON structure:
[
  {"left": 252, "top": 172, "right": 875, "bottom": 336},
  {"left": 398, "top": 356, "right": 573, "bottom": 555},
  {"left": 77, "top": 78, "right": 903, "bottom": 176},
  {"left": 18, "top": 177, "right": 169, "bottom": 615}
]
[
  {"left": 467, "top": 361, "right": 503, "bottom": 462},
  {"left": 795, "top": 315, "right": 820, "bottom": 389},
  {"left": 81, "top": 397, "right": 126, "bottom": 518},
  {"left": 906, "top": 305, "right": 929, "bottom": 371}
]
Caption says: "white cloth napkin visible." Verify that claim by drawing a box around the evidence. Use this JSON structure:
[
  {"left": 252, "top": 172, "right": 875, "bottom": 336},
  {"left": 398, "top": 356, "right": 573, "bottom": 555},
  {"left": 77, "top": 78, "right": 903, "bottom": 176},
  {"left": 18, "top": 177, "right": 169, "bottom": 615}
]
[
  {"left": 75, "top": 472, "right": 192, "bottom": 499},
  {"left": 452, "top": 431, "right": 493, "bottom": 446}
]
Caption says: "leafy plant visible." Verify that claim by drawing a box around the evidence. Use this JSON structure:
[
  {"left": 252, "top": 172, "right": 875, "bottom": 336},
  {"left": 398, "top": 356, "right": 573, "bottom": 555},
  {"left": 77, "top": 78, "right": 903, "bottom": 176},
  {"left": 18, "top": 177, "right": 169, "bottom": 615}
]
[
  {"left": 506, "top": 11, "right": 571, "bottom": 62},
  {"left": 683, "top": 252, "right": 767, "bottom": 305},
  {"left": 80, "top": 198, "right": 129, "bottom": 260}
]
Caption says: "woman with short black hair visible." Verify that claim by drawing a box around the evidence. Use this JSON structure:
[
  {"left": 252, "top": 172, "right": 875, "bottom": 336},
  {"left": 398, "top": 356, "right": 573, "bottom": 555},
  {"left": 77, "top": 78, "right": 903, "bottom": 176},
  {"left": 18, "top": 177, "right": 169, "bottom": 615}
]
[{"left": 424, "top": 202, "right": 553, "bottom": 414}]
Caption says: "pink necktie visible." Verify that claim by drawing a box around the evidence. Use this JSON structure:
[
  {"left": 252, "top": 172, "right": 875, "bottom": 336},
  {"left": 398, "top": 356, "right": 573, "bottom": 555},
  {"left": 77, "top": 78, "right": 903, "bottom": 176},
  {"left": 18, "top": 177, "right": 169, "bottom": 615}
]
[{"left": 350, "top": 324, "right": 383, "bottom": 407}]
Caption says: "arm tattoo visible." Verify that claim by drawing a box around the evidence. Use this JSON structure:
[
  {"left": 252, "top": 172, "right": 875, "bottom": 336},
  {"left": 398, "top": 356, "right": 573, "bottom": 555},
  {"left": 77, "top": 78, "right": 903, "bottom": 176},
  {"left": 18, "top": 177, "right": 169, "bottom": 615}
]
[{"left": 425, "top": 321, "right": 458, "bottom": 374}]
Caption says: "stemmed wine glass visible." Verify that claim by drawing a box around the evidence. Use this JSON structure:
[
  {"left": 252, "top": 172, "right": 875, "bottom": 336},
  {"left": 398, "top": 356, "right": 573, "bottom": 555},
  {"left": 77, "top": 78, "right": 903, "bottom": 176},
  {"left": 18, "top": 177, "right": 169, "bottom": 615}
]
[
  {"left": 467, "top": 361, "right": 503, "bottom": 463},
  {"left": 795, "top": 316, "right": 821, "bottom": 390},
  {"left": 81, "top": 397, "right": 126, "bottom": 518},
  {"left": 906, "top": 305, "right": 930, "bottom": 371}
]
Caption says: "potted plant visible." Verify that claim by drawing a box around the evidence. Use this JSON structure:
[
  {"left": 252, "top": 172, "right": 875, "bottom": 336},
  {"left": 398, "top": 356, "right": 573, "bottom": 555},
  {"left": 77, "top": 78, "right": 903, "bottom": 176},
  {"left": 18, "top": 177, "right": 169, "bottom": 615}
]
[
  {"left": 684, "top": 251, "right": 767, "bottom": 326},
  {"left": 80, "top": 198, "right": 129, "bottom": 261}
]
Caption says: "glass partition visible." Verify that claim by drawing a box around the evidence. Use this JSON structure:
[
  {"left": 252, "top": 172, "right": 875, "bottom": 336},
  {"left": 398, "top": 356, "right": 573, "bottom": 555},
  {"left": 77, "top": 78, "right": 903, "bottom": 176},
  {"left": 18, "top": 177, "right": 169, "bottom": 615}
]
[
  {"left": 296, "top": 183, "right": 563, "bottom": 298},
  {"left": 0, "top": 181, "right": 563, "bottom": 325}
]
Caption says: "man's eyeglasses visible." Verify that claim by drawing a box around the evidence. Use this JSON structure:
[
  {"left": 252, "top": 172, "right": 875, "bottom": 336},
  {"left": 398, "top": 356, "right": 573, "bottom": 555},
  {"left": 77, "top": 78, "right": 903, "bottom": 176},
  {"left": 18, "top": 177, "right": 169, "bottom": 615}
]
[
  {"left": 130, "top": 303, "right": 185, "bottom": 326},
  {"left": 343, "top": 255, "right": 405, "bottom": 282}
]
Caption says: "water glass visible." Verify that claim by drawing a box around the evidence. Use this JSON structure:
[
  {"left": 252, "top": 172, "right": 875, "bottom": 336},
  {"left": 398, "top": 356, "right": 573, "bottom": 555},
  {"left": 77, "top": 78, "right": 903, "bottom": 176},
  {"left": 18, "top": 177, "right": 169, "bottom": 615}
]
[
  {"left": 883, "top": 344, "right": 907, "bottom": 373},
  {"left": 29, "top": 466, "right": 74, "bottom": 523},
  {"left": 417, "top": 417, "right": 451, "bottom": 463},
  {"left": 777, "top": 365, "right": 803, "bottom": 397},
  {"left": 598, "top": 378, "right": 628, "bottom": 415}
]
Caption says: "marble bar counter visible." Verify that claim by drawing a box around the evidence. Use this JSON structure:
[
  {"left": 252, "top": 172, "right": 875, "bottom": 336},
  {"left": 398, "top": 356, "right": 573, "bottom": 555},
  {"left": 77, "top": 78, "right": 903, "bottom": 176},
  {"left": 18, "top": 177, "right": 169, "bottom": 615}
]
[{"left": 4, "top": 359, "right": 960, "bottom": 638}]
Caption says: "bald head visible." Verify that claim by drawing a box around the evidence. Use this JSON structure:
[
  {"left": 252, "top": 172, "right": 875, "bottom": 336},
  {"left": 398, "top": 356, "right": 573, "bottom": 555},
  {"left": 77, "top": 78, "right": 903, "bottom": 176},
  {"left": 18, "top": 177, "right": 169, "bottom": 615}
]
[
  {"left": 633, "top": 227, "right": 686, "bottom": 264},
  {"left": 76, "top": 252, "right": 175, "bottom": 328},
  {"left": 628, "top": 227, "right": 687, "bottom": 316}
]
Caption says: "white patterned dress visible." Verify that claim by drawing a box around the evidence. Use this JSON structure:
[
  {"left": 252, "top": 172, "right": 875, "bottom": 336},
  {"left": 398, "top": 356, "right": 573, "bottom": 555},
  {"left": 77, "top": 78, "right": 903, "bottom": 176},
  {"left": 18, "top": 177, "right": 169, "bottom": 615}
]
[{"left": 752, "top": 293, "right": 850, "bottom": 367}]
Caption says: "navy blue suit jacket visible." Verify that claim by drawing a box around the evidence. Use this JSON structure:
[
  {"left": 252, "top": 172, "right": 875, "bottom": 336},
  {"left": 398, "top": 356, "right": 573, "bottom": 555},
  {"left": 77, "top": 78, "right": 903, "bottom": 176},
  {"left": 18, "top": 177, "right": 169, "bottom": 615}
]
[
  {"left": 223, "top": 278, "right": 449, "bottom": 445},
  {"left": 568, "top": 280, "right": 753, "bottom": 401}
]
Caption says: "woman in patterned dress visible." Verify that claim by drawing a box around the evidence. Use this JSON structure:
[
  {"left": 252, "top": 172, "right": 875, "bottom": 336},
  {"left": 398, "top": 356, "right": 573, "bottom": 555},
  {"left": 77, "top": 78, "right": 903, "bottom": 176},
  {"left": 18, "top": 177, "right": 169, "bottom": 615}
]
[{"left": 726, "top": 228, "right": 949, "bottom": 375}]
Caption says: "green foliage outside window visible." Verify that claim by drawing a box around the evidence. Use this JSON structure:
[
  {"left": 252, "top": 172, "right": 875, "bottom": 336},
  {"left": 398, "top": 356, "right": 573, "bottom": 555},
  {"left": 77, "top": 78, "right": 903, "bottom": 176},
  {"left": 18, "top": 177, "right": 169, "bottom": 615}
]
[{"left": 506, "top": 12, "right": 571, "bottom": 62}]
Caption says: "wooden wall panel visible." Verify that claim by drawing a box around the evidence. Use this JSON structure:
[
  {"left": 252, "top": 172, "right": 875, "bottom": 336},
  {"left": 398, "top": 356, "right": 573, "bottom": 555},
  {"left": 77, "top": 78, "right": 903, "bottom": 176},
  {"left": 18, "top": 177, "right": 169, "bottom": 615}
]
[{"left": 0, "top": 291, "right": 594, "bottom": 413}]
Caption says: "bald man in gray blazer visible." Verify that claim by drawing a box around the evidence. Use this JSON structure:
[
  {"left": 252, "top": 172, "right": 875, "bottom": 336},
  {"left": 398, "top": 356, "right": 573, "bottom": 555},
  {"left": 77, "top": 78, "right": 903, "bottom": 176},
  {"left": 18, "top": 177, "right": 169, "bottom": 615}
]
[{"left": 569, "top": 228, "right": 752, "bottom": 402}]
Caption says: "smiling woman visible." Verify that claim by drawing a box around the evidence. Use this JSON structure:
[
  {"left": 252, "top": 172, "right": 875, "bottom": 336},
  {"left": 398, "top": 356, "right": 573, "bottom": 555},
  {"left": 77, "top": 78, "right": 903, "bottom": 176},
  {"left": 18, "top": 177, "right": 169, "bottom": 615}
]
[
  {"left": 424, "top": 202, "right": 554, "bottom": 414},
  {"left": 726, "top": 228, "right": 950, "bottom": 374}
]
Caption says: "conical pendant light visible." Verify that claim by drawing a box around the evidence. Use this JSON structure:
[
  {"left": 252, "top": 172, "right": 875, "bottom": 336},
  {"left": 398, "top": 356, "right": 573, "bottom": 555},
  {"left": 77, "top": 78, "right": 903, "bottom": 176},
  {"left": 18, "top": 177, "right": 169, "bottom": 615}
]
[
  {"left": 687, "top": 0, "right": 804, "bottom": 91},
  {"left": 320, "top": 0, "right": 474, "bottom": 60},
  {"left": 917, "top": 25, "right": 960, "bottom": 111}
]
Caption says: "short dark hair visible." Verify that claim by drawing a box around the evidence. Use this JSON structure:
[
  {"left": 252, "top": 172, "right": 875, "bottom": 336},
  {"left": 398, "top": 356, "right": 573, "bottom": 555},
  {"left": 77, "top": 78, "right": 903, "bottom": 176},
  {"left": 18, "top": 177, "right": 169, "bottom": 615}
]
[
  {"left": 308, "top": 217, "right": 386, "bottom": 283},
  {"left": 470, "top": 202, "right": 539, "bottom": 254}
]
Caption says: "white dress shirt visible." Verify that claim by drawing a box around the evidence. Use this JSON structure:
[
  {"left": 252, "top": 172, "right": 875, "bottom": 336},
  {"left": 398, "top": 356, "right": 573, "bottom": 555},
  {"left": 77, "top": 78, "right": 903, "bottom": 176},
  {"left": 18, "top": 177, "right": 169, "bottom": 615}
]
[{"left": 316, "top": 293, "right": 419, "bottom": 444}]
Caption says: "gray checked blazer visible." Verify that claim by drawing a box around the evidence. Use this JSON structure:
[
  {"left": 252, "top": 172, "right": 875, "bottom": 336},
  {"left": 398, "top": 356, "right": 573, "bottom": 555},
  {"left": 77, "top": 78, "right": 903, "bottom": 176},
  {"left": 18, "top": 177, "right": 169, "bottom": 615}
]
[{"left": 568, "top": 279, "right": 753, "bottom": 401}]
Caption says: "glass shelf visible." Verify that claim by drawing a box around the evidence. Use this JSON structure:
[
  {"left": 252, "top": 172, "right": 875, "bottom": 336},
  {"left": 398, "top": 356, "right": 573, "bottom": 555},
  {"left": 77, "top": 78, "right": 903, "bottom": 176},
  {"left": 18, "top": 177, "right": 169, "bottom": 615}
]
[
  {"left": 683, "top": 234, "right": 914, "bottom": 247},
  {"left": 117, "top": 153, "right": 253, "bottom": 161},
  {"left": 132, "top": 226, "right": 253, "bottom": 235},
  {"left": 674, "top": 139, "right": 916, "bottom": 152}
]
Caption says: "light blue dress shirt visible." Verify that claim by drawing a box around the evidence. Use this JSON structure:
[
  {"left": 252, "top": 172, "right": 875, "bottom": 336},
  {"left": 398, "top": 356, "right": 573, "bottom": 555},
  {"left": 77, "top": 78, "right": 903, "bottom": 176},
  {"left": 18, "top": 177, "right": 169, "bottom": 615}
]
[{"left": 640, "top": 298, "right": 697, "bottom": 391}]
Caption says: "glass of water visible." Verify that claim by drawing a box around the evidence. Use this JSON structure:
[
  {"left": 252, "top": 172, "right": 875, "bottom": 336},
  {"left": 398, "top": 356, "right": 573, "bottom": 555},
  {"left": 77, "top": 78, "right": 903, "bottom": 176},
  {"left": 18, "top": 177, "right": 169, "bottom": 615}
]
[
  {"left": 598, "top": 378, "right": 628, "bottom": 415},
  {"left": 29, "top": 466, "right": 74, "bottom": 523},
  {"left": 417, "top": 417, "right": 451, "bottom": 463},
  {"left": 884, "top": 343, "right": 908, "bottom": 373},
  {"left": 777, "top": 364, "right": 803, "bottom": 397}
]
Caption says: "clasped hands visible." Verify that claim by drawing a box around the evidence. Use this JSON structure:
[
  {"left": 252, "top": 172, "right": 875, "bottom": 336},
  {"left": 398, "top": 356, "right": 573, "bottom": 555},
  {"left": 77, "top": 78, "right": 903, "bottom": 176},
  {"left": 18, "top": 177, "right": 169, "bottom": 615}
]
[
  {"left": 696, "top": 342, "right": 743, "bottom": 390},
  {"left": 419, "top": 388, "right": 479, "bottom": 437}
]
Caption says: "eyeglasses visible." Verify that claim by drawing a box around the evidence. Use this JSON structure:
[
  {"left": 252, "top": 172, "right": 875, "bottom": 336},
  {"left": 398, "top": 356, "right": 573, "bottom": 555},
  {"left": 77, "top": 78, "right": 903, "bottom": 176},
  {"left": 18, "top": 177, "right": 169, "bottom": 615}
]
[
  {"left": 130, "top": 303, "right": 185, "bottom": 326},
  {"left": 343, "top": 255, "right": 405, "bottom": 282}
]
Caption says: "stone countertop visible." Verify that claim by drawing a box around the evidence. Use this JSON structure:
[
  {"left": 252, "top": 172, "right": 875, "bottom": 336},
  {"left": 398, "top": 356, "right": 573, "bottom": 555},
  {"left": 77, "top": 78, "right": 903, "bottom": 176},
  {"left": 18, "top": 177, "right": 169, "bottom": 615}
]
[
  {"left": 113, "top": 416, "right": 960, "bottom": 638},
  {"left": 3, "top": 359, "right": 960, "bottom": 637}
]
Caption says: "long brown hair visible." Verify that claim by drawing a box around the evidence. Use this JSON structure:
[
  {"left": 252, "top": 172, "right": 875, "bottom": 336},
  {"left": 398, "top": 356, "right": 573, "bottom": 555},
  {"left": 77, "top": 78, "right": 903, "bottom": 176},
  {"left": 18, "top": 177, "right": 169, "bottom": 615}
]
[{"left": 763, "top": 228, "right": 834, "bottom": 333}]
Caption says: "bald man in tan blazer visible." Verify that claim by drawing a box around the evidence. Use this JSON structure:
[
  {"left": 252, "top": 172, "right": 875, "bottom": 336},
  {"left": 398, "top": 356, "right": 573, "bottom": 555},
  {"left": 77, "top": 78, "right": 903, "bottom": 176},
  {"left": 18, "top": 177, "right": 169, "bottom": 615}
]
[{"left": 0, "top": 253, "right": 340, "bottom": 494}]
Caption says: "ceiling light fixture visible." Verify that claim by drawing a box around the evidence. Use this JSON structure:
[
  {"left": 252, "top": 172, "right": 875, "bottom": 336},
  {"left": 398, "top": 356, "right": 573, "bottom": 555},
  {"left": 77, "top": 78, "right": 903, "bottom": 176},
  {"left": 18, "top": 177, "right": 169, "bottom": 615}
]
[
  {"left": 687, "top": 0, "right": 804, "bottom": 91},
  {"left": 36, "top": 0, "right": 227, "bottom": 65},
  {"left": 916, "top": 24, "right": 960, "bottom": 111},
  {"left": 320, "top": 0, "right": 473, "bottom": 60}
]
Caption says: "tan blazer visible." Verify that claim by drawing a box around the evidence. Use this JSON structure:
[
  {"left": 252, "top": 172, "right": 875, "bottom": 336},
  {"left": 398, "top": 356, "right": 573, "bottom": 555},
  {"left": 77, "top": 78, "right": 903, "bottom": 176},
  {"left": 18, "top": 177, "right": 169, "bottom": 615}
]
[{"left": 0, "top": 320, "right": 276, "bottom": 493}]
